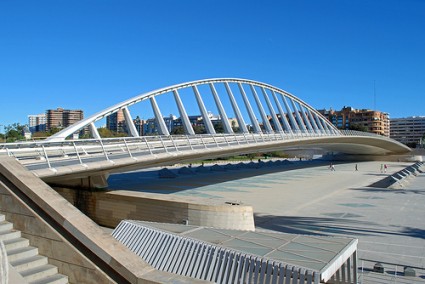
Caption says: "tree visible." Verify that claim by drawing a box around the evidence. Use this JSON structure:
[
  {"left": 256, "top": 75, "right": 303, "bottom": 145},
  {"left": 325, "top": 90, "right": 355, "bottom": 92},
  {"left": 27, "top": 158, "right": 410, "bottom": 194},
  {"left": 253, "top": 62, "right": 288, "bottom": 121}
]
[
  {"left": 98, "top": 128, "right": 115, "bottom": 138},
  {"left": 97, "top": 127, "right": 129, "bottom": 138},
  {"left": 113, "top": 132, "right": 128, "bottom": 137},
  {"left": 48, "top": 127, "right": 62, "bottom": 135},
  {"left": 406, "top": 142, "right": 417, "bottom": 149},
  {"left": 4, "top": 123, "right": 25, "bottom": 142},
  {"left": 193, "top": 125, "right": 206, "bottom": 134},
  {"left": 32, "top": 132, "right": 49, "bottom": 139},
  {"left": 231, "top": 120, "right": 240, "bottom": 132},
  {"left": 171, "top": 126, "right": 185, "bottom": 135},
  {"left": 213, "top": 122, "right": 224, "bottom": 133},
  {"left": 348, "top": 123, "right": 368, "bottom": 132}
]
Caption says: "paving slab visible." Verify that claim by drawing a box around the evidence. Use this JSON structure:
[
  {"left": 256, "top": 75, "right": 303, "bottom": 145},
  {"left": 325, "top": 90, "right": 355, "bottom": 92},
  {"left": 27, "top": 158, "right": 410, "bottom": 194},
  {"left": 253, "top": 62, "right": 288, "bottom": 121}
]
[{"left": 109, "top": 159, "right": 425, "bottom": 282}]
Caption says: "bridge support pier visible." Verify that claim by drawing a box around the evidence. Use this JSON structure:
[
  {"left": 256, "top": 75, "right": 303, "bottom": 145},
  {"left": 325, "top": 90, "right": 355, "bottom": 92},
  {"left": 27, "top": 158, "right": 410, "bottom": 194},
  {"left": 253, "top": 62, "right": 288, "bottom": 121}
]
[{"left": 49, "top": 173, "right": 110, "bottom": 189}]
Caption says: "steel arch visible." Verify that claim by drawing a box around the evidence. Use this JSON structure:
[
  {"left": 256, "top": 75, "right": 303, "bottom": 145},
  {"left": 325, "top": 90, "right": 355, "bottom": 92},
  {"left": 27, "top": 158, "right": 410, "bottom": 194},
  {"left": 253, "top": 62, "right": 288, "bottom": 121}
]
[{"left": 46, "top": 78, "right": 340, "bottom": 142}]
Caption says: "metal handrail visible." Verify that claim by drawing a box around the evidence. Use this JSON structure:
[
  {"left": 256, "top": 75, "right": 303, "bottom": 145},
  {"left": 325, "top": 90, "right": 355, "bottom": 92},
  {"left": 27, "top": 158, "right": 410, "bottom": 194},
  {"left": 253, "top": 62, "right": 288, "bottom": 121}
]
[{"left": 0, "top": 130, "right": 404, "bottom": 169}]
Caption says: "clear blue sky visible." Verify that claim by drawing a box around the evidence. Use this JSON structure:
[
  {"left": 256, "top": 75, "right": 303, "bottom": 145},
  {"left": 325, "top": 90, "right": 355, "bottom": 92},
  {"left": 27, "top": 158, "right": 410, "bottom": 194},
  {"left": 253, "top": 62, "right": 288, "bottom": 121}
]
[{"left": 1, "top": 0, "right": 424, "bottom": 129}]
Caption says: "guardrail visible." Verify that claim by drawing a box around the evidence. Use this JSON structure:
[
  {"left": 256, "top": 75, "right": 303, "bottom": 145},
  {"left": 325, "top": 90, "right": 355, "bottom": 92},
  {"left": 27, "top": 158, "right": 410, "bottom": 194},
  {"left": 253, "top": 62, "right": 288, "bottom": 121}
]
[
  {"left": 0, "top": 131, "right": 343, "bottom": 170},
  {"left": 1, "top": 130, "right": 403, "bottom": 172}
]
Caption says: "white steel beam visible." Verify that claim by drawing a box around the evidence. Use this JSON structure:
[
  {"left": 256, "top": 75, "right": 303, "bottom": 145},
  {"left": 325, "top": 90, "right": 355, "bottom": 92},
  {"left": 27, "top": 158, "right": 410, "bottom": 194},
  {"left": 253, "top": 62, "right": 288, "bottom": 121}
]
[
  {"left": 291, "top": 99, "right": 307, "bottom": 131},
  {"left": 150, "top": 97, "right": 170, "bottom": 136},
  {"left": 271, "top": 91, "right": 292, "bottom": 133},
  {"left": 89, "top": 122, "right": 101, "bottom": 139},
  {"left": 307, "top": 108, "right": 320, "bottom": 133},
  {"left": 261, "top": 88, "right": 283, "bottom": 133},
  {"left": 209, "top": 83, "right": 233, "bottom": 134},
  {"left": 298, "top": 104, "right": 314, "bottom": 132},
  {"left": 173, "top": 90, "right": 195, "bottom": 135},
  {"left": 320, "top": 116, "right": 333, "bottom": 134},
  {"left": 122, "top": 107, "right": 140, "bottom": 137},
  {"left": 46, "top": 78, "right": 341, "bottom": 142},
  {"left": 224, "top": 82, "right": 248, "bottom": 133},
  {"left": 192, "top": 85, "right": 216, "bottom": 135},
  {"left": 250, "top": 85, "right": 273, "bottom": 133},
  {"left": 313, "top": 113, "right": 327, "bottom": 134},
  {"left": 282, "top": 96, "right": 300, "bottom": 131},
  {"left": 238, "top": 83, "right": 261, "bottom": 133}
]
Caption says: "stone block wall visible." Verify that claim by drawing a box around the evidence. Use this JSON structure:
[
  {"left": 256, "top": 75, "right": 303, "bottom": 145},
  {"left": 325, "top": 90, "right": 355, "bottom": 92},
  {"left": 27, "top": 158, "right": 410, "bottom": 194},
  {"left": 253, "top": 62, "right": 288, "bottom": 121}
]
[
  {"left": 0, "top": 156, "right": 207, "bottom": 283},
  {"left": 0, "top": 173, "right": 116, "bottom": 283},
  {"left": 55, "top": 188, "right": 255, "bottom": 231}
]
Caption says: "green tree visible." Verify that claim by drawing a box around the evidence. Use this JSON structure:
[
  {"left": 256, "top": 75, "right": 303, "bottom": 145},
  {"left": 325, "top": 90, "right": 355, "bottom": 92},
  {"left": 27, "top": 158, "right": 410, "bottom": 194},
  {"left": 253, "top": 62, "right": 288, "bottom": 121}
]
[
  {"left": 171, "top": 126, "right": 185, "bottom": 135},
  {"left": 213, "top": 122, "right": 224, "bottom": 133},
  {"left": 98, "top": 128, "right": 115, "bottom": 138},
  {"left": 4, "top": 123, "right": 25, "bottom": 142},
  {"left": 348, "top": 123, "right": 368, "bottom": 132},
  {"left": 48, "top": 127, "right": 62, "bottom": 135},
  {"left": 32, "top": 132, "right": 49, "bottom": 139},
  {"left": 97, "top": 127, "right": 129, "bottom": 138},
  {"left": 113, "top": 132, "right": 128, "bottom": 137},
  {"left": 193, "top": 125, "right": 206, "bottom": 134},
  {"left": 231, "top": 120, "right": 240, "bottom": 133}
]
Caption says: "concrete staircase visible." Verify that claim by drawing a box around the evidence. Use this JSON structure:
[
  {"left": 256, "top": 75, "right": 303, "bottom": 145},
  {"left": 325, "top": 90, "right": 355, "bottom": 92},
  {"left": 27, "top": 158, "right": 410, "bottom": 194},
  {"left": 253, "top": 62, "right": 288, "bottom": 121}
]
[{"left": 0, "top": 214, "right": 68, "bottom": 284}]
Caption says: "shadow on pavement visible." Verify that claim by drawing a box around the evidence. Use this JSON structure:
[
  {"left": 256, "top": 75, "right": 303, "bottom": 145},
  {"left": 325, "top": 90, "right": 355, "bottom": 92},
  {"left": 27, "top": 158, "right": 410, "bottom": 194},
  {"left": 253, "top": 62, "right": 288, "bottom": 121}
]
[
  {"left": 107, "top": 160, "right": 331, "bottom": 193},
  {"left": 254, "top": 214, "right": 425, "bottom": 240},
  {"left": 349, "top": 187, "right": 425, "bottom": 195}
]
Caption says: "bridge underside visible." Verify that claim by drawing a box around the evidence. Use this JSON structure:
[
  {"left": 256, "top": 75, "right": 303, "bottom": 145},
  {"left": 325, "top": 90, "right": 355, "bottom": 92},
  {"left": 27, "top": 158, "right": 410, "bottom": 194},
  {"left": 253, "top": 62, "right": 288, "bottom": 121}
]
[{"left": 36, "top": 136, "right": 411, "bottom": 189}]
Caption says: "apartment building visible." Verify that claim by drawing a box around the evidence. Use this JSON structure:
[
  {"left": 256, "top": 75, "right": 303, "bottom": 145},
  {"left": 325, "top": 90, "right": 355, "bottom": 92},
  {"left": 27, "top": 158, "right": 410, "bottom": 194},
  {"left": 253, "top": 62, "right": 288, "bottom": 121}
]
[
  {"left": 46, "top": 108, "right": 84, "bottom": 132},
  {"left": 28, "top": 113, "right": 46, "bottom": 133},
  {"left": 318, "top": 106, "right": 390, "bottom": 137},
  {"left": 390, "top": 116, "right": 425, "bottom": 146}
]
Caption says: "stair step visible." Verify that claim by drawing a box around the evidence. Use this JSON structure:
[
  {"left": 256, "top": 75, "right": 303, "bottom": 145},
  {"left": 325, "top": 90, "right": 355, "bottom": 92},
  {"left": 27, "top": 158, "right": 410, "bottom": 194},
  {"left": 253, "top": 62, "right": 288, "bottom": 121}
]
[
  {"left": 0, "top": 216, "right": 68, "bottom": 283},
  {"left": 0, "top": 221, "right": 13, "bottom": 232},
  {"left": 3, "top": 237, "right": 30, "bottom": 250},
  {"left": 30, "top": 273, "right": 69, "bottom": 284},
  {"left": 21, "top": 264, "right": 58, "bottom": 282},
  {"left": 7, "top": 246, "right": 38, "bottom": 262},
  {"left": 0, "top": 229, "right": 21, "bottom": 241},
  {"left": 10, "top": 255, "right": 48, "bottom": 272}
]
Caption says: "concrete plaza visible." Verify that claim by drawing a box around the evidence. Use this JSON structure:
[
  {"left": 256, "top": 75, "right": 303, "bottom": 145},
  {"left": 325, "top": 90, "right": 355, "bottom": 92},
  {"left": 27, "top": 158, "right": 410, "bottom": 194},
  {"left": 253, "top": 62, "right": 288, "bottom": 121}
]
[{"left": 109, "top": 159, "right": 425, "bottom": 282}]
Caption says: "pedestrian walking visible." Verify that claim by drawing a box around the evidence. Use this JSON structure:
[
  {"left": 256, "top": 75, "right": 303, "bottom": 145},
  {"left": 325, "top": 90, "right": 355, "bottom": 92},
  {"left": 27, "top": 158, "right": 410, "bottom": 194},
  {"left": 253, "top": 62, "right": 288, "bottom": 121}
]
[
  {"left": 380, "top": 164, "right": 383, "bottom": 173},
  {"left": 384, "top": 164, "right": 387, "bottom": 173},
  {"left": 355, "top": 164, "right": 358, "bottom": 171}
]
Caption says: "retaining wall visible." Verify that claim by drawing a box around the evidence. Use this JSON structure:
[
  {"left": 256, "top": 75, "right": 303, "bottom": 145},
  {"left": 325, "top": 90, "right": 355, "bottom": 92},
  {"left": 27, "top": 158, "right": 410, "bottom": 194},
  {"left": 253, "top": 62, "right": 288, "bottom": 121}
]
[
  {"left": 0, "top": 156, "right": 207, "bottom": 283},
  {"left": 55, "top": 188, "right": 255, "bottom": 231}
]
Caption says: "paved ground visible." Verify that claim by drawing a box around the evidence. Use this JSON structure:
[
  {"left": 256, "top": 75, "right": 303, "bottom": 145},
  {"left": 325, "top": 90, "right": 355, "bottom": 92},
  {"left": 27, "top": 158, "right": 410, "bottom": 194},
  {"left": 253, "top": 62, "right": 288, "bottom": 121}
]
[{"left": 109, "top": 158, "right": 425, "bottom": 283}]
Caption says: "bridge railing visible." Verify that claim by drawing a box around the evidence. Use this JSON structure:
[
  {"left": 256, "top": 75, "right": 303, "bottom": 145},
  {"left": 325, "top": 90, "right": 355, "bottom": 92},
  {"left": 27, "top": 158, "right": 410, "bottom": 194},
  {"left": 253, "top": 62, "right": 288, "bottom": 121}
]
[
  {"left": 340, "top": 130, "right": 382, "bottom": 137},
  {"left": 339, "top": 130, "right": 400, "bottom": 142},
  {"left": 0, "top": 130, "right": 341, "bottom": 169}
]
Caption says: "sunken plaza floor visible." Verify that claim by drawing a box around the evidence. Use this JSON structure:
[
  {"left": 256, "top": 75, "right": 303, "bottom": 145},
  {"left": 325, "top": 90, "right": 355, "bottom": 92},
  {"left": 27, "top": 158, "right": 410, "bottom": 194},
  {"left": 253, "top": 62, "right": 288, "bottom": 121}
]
[{"left": 108, "top": 158, "right": 425, "bottom": 283}]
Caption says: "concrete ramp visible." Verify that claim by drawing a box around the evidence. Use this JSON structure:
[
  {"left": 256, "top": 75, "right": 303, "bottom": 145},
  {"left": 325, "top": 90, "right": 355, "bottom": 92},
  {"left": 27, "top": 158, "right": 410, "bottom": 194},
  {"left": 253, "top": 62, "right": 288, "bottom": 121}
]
[{"left": 0, "top": 156, "right": 204, "bottom": 283}]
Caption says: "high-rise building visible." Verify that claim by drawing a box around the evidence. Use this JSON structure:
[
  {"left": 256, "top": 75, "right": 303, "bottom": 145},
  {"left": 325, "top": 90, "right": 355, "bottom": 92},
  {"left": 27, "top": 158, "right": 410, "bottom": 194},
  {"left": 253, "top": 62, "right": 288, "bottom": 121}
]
[
  {"left": 28, "top": 114, "right": 46, "bottom": 133},
  {"left": 144, "top": 118, "right": 157, "bottom": 135},
  {"left": 46, "top": 108, "right": 84, "bottom": 132},
  {"left": 106, "top": 109, "right": 126, "bottom": 133},
  {"left": 133, "top": 116, "right": 144, "bottom": 136},
  {"left": 390, "top": 116, "right": 425, "bottom": 147},
  {"left": 318, "top": 106, "right": 390, "bottom": 137}
]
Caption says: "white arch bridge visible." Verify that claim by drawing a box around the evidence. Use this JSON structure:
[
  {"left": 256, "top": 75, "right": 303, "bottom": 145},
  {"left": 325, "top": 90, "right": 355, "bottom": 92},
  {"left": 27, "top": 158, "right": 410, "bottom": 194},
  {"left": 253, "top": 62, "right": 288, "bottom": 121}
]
[{"left": 1, "top": 78, "right": 410, "bottom": 188}]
